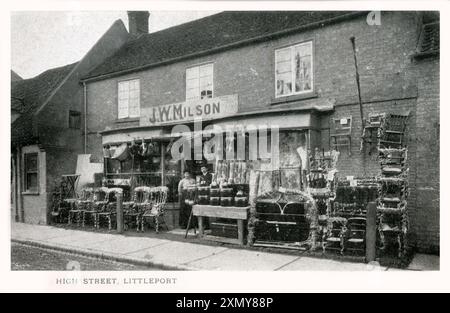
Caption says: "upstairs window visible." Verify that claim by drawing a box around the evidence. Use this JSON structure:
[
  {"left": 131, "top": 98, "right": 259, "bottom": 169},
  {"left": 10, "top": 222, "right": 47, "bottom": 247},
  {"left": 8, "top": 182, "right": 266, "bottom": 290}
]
[
  {"left": 24, "top": 153, "right": 38, "bottom": 193},
  {"left": 186, "top": 63, "right": 213, "bottom": 101},
  {"left": 69, "top": 110, "right": 81, "bottom": 129},
  {"left": 118, "top": 79, "right": 140, "bottom": 119},
  {"left": 275, "top": 41, "right": 313, "bottom": 97}
]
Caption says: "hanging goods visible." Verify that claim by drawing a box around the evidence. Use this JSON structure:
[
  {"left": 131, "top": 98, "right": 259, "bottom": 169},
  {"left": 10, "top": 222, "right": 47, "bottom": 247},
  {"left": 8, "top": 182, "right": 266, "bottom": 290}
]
[{"left": 111, "top": 143, "right": 130, "bottom": 161}]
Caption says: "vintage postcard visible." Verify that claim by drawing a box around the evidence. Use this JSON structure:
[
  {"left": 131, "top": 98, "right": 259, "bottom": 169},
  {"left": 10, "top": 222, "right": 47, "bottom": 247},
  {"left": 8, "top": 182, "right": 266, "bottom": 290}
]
[{"left": 2, "top": 0, "right": 449, "bottom": 294}]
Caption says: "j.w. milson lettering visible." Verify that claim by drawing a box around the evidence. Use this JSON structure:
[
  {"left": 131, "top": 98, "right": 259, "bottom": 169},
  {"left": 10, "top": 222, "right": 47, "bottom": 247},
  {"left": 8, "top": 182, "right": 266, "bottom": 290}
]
[
  {"left": 148, "top": 101, "right": 220, "bottom": 124},
  {"left": 140, "top": 94, "right": 238, "bottom": 126}
]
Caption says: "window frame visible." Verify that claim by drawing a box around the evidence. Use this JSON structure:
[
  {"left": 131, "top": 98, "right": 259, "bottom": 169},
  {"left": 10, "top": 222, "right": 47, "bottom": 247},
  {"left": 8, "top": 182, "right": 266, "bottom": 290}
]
[
  {"left": 117, "top": 78, "right": 141, "bottom": 119},
  {"left": 185, "top": 63, "right": 214, "bottom": 101},
  {"left": 24, "top": 153, "right": 39, "bottom": 193},
  {"left": 274, "top": 40, "right": 314, "bottom": 98},
  {"left": 68, "top": 110, "right": 81, "bottom": 129}
]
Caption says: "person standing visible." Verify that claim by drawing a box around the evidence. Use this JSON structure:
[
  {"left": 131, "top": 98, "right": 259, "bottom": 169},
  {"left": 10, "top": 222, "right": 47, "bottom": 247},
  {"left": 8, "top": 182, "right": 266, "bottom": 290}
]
[
  {"left": 199, "top": 165, "right": 213, "bottom": 186},
  {"left": 178, "top": 171, "right": 196, "bottom": 228}
]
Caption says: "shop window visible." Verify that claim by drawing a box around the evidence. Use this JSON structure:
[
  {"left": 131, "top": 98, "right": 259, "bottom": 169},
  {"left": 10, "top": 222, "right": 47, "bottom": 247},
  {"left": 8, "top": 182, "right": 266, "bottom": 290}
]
[
  {"left": 68, "top": 110, "right": 81, "bottom": 129},
  {"left": 118, "top": 79, "right": 140, "bottom": 119},
  {"left": 186, "top": 63, "right": 213, "bottom": 101},
  {"left": 275, "top": 41, "right": 313, "bottom": 97},
  {"left": 24, "top": 153, "right": 38, "bottom": 193}
]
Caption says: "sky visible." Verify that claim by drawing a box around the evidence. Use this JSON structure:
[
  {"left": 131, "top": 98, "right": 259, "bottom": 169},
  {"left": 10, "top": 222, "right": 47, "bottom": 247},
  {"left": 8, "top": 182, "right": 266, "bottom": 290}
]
[{"left": 11, "top": 11, "right": 219, "bottom": 79}]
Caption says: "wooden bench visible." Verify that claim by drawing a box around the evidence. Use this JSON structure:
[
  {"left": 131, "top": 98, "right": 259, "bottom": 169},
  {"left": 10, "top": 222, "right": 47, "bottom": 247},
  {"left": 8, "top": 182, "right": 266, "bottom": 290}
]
[{"left": 192, "top": 205, "right": 250, "bottom": 245}]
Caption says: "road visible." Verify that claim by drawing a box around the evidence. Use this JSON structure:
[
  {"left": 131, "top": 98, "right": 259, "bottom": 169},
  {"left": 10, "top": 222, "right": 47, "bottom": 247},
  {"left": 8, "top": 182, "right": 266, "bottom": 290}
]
[{"left": 11, "top": 243, "right": 161, "bottom": 271}]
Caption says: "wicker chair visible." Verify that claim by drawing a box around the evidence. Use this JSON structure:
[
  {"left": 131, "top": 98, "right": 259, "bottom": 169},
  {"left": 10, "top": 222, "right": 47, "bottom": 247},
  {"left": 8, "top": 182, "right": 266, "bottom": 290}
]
[
  {"left": 68, "top": 188, "right": 94, "bottom": 226},
  {"left": 344, "top": 217, "right": 366, "bottom": 255},
  {"left": 323, "top": 217, "right": 347, "bottom": 254},
  {"left": 123, "top": 186, "right": 151, "bottom": 232},
  {"left": 83, "top": 187, "right": 108, "bottom": 228},
  {"left": 138, "top": 186, "right": 169, "bottom": 233},
  {"left": 95, "top": 187, "right": 122, "bottom": 230}
]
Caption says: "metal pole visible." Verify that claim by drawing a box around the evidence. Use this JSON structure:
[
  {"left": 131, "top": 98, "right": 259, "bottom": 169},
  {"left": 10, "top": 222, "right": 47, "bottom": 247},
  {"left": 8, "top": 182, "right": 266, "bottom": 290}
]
[
  {"left": 116, "top": 192, "right": 124, "bottom": 233},
  {"left": 350, "top": 37, "right": 364, "bottom": 129},
  {"left": 83, "top": 82, "right": 87, "bottom": 154}
]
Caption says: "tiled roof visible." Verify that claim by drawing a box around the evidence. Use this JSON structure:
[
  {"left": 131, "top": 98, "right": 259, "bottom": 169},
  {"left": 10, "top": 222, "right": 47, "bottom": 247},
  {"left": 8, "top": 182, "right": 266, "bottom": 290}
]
[
  {"left": 84, "top": 11, "right": 363, "bottom": 80},
  {"left": 11, "top": 62, "right": 78, "bottom": 146},
  {"left": 11, "top": 70, "right": 22, "bottom": 82},
  {"left": 416, "top": 22, "right": 439, "bottom": 56}
]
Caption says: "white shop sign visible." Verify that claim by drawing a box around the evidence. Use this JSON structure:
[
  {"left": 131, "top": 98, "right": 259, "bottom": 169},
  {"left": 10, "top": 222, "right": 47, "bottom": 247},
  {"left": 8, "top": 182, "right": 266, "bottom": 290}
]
[{"left": 140, "top": 94, "right": 238, "bottom": 127}]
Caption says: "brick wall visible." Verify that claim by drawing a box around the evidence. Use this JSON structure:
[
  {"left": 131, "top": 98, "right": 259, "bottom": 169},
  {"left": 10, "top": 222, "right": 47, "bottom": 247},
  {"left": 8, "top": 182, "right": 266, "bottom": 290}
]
[
  {"left": 85, "top": 11, "right": 439, "bottom": 252},
  {"left": 411, "top": 57, "right": 440, "bottom": 253}
]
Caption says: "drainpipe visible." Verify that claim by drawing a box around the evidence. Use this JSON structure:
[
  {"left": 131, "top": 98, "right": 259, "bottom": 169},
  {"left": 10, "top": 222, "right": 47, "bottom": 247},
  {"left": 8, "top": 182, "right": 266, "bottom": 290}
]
[
  {"left": 83, "top": 82, "right": 87, "bottom": 154},
  {"left": 16, "top": 146, "right": 24, "bottom": 222}
]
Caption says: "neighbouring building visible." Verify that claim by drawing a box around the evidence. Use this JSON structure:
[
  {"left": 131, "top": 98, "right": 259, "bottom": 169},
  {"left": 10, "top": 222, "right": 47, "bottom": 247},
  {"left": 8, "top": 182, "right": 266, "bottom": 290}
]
[
  {"left": 79, "top": 11, "right": 439, "bottom": 253},
  {"left": 11, "top": 18, "right": 130, "bottom": 224}
]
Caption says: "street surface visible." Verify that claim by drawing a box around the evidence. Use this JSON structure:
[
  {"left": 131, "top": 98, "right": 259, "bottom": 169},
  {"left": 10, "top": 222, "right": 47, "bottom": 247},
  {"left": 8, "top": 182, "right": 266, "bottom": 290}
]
[{"left": 11, "top": 243, "right": 159, "bottom": 271}]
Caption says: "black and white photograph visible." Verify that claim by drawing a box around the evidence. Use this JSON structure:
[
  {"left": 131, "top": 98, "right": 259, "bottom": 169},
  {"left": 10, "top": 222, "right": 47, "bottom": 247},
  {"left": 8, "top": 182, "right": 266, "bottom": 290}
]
[{"left": 2, "top": 0, "right": 449, "bottom": 294}]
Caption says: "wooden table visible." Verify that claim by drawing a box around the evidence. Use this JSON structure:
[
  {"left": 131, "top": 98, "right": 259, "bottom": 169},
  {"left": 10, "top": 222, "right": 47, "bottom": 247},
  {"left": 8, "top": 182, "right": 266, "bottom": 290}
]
[{"left": 192, "top": 205, "right": 250, "bottom": 245}]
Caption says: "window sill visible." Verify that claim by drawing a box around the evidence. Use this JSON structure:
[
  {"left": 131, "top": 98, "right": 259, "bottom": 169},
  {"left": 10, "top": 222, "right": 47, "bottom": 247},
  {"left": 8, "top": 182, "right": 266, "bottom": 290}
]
[
  {"left": 271, "top": 92, "right": 318, "bottom": 105},
  {"left": 116, "top": 117, "right": 140, "bottom": 124},
  {"left": 22, "top": 191, "right": 40, "bottom": 195}
]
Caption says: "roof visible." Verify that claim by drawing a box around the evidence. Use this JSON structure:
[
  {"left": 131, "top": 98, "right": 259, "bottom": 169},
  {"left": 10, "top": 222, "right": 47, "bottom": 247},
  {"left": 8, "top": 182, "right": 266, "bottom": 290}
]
[
  {"left": 84, "top": 11, "right": 363, "bottom": 81},
  {"left": 11, "top": 70, "right": 22, "bottom": 82},
  {"left": 11, "top": 62, "right": 78, "bottom": 146},
  {"left": 416, "top": 21, "right": 439, "bottom": 57}
]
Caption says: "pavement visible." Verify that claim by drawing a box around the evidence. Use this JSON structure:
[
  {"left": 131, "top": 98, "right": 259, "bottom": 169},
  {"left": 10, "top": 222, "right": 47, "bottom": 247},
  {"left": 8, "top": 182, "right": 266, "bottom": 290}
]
[{"left": 10, "top": 222, "right": 439, "bottom": 271}]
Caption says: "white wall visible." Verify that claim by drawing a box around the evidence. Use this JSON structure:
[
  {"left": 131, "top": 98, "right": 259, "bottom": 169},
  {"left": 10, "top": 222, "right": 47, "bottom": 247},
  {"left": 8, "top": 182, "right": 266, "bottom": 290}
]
[
  {"left": 76, "top": 154, "right": 103, "bottom": 191},
  {"left": 20, "top": 145, "right": 47, "bottom": 224}
]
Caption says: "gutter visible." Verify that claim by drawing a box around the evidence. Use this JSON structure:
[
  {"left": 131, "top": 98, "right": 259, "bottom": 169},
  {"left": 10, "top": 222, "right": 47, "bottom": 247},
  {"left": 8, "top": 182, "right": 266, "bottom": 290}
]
[
  {"left": 80, "top": 11, "right": 368, "bottom": 83},
  {"left": 83, "top": 82, "right": 87, "bottom": 154}
]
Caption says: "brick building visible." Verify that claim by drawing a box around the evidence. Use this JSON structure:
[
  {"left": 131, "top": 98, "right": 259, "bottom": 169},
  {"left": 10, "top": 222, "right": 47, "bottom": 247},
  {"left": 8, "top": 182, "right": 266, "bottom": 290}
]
[
  {"left": 79, "top": 11, "right": 439, "bottom": 253},
  {"left": 12, "top": 11, "right": 439, "bottom": 254}
]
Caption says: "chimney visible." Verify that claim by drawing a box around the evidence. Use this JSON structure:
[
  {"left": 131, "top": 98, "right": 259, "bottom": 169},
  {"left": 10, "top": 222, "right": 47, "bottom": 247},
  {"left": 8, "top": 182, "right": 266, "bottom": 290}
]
[{"left": 127, "top": 11, "right": 150, "bottom": 36}]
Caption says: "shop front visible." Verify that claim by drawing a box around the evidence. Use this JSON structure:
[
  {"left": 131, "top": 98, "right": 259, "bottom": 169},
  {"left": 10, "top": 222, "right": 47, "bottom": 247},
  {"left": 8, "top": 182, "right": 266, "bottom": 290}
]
[
  {"left": 50, "top": 92, "right": 412, "bottom": 266},
  {"left": 99, "top": 94, "right": 325, "bottom": 232}
]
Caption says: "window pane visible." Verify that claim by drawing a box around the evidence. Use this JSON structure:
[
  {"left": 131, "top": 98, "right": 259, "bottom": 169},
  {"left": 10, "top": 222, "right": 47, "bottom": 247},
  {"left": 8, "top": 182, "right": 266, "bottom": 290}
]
[
  {"left": 26, "top": 173, "right": 38, "bottom": 191},
  {"left": 118, "top": 99, "right": 128, "bottom": 118},
  {"left": 186, "top": 67, "right": 199, "bottom": 80},
  {"left": 276, "top": 72, "right": 292, "bottom": 96},
  {"left": 200, "top": 90, "right": 213, "bottom": 99},
  {"left": 129, "top": 90, "right": 138, "bottom": 99},
  {"left": 186, "top": 88, "right": 199, "bottom": 101},
  {"left": 276, "top": 60, "right": 292, "bottom": 74},
  {"left": 276, "top": 48, "right": 291, "bottom": 62},
  {"left": 129, "top": 99, "right": 140, "bottom": 117},
  {"left": 294, "top": 43, "right": 311, "bottom": 57},
  {"left": 131, "top": 80, "right": 139, "bottom": 90},
  {"left": 25, "top": 154, "right": 38, "bottom": 172},
  {"left": 199, "top": 64, "right": 213, "bottom": 77},
  {"left": 294, "top": 54, "right": 312, "bottom": 92},
  {"left": 119, "top": 81, "right": 129, "bottom": 92},
  {"left": 186, "top": 78, "right": 199, "bottom": 89},
  {"left": 199, "top": 76, "right": 212, "bottom": 89},
  {"left": 276, "top": 47, "right": 294, "bottom": 96}
]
